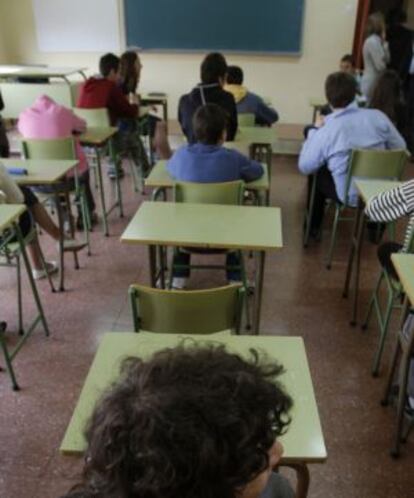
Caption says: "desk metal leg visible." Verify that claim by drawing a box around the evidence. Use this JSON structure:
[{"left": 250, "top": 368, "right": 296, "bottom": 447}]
[
  {"left": 282, "top": 463, "right": 310, "bottom": 498},
  {"left": 95, "top": 146, "right": 109, "bottom": 236},
  {"left": 149, "top": 245, "right": 157, "bottom": 287},
  {"left": 343, "top": 200, "right": 365, "bottom": 326},
  {"left": 55, "top": 190, "right": 65, "bottom": 292},
  {"left": 253, "top": 251, "right": 266, "bottom": 334},
  {"left": 15, "top": 223, "right": 49, "bottom": 338}
]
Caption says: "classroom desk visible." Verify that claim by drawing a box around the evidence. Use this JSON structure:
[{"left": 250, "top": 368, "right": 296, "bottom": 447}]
[
  {"left": 80, "top": 127, "right": 122, "bottom": 236},
  {"left": 121, "top": 201, "right": 283, "bottom": 334},
  {"left": 0, "top": 65, "right": 87, "bottom": 118},
  {"left": 2, "top": 158, "right": 79, "bottom": 292},
  {"left": 60, "top": 332, "right": 327, "bottom": 498},
  {"left": 0, "top": 204, "right": 49, "bottom": 382},
  {"left": 237, "top": 126, "right": 276, "bottom": 169},
  {"left": 145, "top": 160, "right": 269, "bottom": 205},
  {"left": 140, "top": 93, "right": 168, "bottom": 122},
  {"left": 343, "top": 179, "right": 402, "bottom": 325},
  {"left": 391, "top": 254, "right": 414, "bottom": 305},
  {"left": 308, "top": 98, "right": 326, "bottom": 122}
]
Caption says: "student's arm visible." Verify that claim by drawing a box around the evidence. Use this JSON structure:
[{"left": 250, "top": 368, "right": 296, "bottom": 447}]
[
  {"left": 368, "top": 37, "right": 388, "bottom": 72},
  {"left": 298, "top": 128, "right": 327, "bottom": 175},
  {"left": 256, "top": 98, "right": 279, "bottom": 126},
  {"left": 237, "top": 152, "right": 264, "bottom": 182},
  {"left": 365, "top": 180, "right": 414, "bottom": 222},
  {"left": 384, "top": 115, "right": 407, "bottom": 150},
  {"left": 108, "top": 86, "right": 138, "bottom": 119}
]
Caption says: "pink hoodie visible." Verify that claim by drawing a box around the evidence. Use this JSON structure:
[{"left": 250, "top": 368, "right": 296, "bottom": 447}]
[{"left": 18, "top": 95, "right": 88, "bottom": 177}]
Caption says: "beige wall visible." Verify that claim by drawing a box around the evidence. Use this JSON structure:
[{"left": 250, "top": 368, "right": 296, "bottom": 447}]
[{"left": 0, "top": 0, "right": 358, "bottom": 123}]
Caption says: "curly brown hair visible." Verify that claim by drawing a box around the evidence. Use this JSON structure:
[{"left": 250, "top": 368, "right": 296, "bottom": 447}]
[{"left": 62, "top": 344, "right": 292, "bottom": 498}]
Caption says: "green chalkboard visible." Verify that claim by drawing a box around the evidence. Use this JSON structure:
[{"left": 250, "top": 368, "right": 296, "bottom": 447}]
[{"left": 124, "top": 0, "right": 305, "bottom": 54}]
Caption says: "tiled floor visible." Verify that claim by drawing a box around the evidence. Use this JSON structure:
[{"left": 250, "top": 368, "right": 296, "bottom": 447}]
[{"left": 1, "top": 153, "right": 414, "bottom": 498}]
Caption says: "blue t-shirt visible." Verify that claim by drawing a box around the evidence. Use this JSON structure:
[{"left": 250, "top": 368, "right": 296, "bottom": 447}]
[{"left": 167, "top": 143, "right": 264, "bottom": 183}]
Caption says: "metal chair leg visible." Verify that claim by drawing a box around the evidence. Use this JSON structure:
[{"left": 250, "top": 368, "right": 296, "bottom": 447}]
[
  {"left": 0, "top": 331, "right": 20, "bottom": 391},
  {"left": 325, "top": 205, "right": 341, "bottom": 270},
  {"left": 361, "top": 271, "right": 383, "bottom": 330}
]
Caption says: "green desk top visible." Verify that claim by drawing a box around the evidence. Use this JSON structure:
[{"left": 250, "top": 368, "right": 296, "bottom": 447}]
[
  {"left": 355, "top": 179, "right": 402, "bottom": 204},
  {"left": 391, "top": 254, "right": 414, "bottom": 306},
  {"left": 60, "top": 332, "right": 327, "bottom": 463},
  {"left": 80, "top": 127, "right": 118, "bottom": 146},
  {"left": 140, "top": 93, "right": 168, "bottom": 103},
  {"left": 145, "top": 161, "right": 269, "bottom": 191},
  {"left": 0, "top": 204, "right": 26, "bottom": 233},
  {"left": 1, "top": 159, "right": 78, "bottom": 185},
  {"left": 236, "top": 126, "right": 276, "bottom": 145},
  {"left": 121, "top": 201, "right": 283, "bottom": 250},
  {"left": 308, "top": 98, "right": 326, "bottom": 107},
  {"left": 0, "top": 65, "right": 86, "bottom": 78}
]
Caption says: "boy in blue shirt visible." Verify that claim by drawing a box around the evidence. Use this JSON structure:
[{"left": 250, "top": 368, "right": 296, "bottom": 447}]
[
  {"left": 167, "top": 103, "right": 264, "bottom": 288},
  {"left": 225, "top": 66, "right": 279, "bottom": 126}
]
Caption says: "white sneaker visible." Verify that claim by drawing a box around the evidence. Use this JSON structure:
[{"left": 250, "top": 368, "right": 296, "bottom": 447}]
[
  {"left": 32, "top": 261, "right": 58, "bottom": 280},
  {"left": 171, "top": 277, "right": 188, "bottom": 290}
]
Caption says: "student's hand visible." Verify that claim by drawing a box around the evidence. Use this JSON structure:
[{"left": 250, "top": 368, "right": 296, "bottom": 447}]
[{"left": 314, "top": 113, "right": 325, "bottom": 128}]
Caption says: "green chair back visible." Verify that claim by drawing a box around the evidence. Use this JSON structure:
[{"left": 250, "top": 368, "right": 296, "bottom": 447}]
[
  {"left": 173, "top": 180, "right": 244, "bottom": 205},
  {"left": 22, "top": 137, "right": 77, "bottom": 160},
  {"left": 129, "top": 284, "right": 244, "bottom": 334},
  {"left": 73, "top": 107, "right": 110, "bottom": 127},
  {"left": 238, "top": 113, "right": 255, "bottom": 127},
  {"left": 344, "top": 149, "right": 407, "bottom": 206}
]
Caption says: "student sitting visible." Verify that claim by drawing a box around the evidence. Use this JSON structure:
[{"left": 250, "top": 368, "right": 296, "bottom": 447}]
[
  {"left": 178, "top": 52, "right": 238, "bottom": 143},
  {"left": 365, "top": 179, "right": 414, "bottom": 413},
  {"left": 61, "top": 345, "right": 294, "bottom": 498},
  {"left": 299, "top": 71, "right": 405, "bottom": 238},
  {"left": 225, "top": 65, "right": 279, "bottom": 126},
  {"left": 168, "top": 103, "right": 263, "bottom": 289},
  {"left": 0, "top": 162, "right": 85, "bottom": 279},
  {"left": 18, "top": 95, "right": 97, "bottom": 230}
]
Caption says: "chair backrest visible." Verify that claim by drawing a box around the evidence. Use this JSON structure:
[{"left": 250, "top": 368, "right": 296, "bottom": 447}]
[
  {"left": 129, "top": 284, "right": 244, "bottom": 334},
  {"left": 344, "top": 149, "right": 408, "bottom": 205},
  {"left": 238, "top": 113, "right": 255, "bottom": 127},
  {"left": 22, "top": 137, "right": 77, "bottom": 160},
  {"left": 173, "top": 180, "right": 244, "bottom": 205},
  {"left": 73, "top": 107, "right": 110, "bottom": 127}
]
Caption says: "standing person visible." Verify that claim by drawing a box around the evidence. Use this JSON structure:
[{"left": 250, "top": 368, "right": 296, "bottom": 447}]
[
  {"left": 119, "top": 51, "right": 142, "bottom": 97},
  {"left": 369, "top": 69, "right": 412, "bottom": 151},
  {"left": 387, "top": 8, "right": 413, "bottom": 89},
  {"left": 299, "top": 72, "right": 405, "bottom": 237},
  {"left": 178, "top": 52, "right": 238, "bottom": 143},
  {"left": 60, "top": 345, "right": 294, "bottom": 498},
  {"left": 225, "top": 65, "right": 279, "bottom": 126},
  {"left": 361, "top": 12, "right": 390, "bottom": 101}
]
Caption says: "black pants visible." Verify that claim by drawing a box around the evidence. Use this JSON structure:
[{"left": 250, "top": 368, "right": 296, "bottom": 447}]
[
  {"left": 377, "top": 242, "right": 402, "bottom": 281},
  {"left": 308, "top": 166, "right": 341, "bottom": 231}
]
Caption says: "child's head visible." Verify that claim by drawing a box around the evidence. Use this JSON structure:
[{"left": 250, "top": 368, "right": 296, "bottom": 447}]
[
  {"left": 99, "top": 53, "right": 121, "bottom": 81},
  {"left": 64, "top": 345, "right": 292, "bottom": 498},
  {"left": 325, "top": 71, "right": 357, "bottom": 109},
  {"left": 193, "top": 103, "right": 228, "bottom": 144},
  {"left": 120, "top": 51, "right": 142, "bottom": 86},
  {"left": 200, "top": 52, "right": 228, "bottom": 85},
  {"left": 226, "top": 65, "right": 244, "bottom": 85},
  {"left": 339, "top": 54, "right": 355, "bottom": 75}
]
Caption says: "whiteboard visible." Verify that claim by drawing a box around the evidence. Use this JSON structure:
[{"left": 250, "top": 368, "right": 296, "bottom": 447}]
[{"left": 33, "top": 0, "right": 121, "bottom": 52}]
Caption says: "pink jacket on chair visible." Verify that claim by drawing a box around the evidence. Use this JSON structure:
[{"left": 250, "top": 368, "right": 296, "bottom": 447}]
[{"left": 18, "top": 95, "right": 88, "bottom": 177}]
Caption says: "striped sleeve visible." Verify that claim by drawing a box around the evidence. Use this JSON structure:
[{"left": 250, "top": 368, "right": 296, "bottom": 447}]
[{"left": 365, "top": 180, "right": 414, "bottom": 223}]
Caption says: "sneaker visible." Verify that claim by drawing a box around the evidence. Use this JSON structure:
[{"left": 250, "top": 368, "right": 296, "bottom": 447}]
[
  {"left": 171, "top": 277, "right": 188, "bottom": 290},
  {"left": 62, "top": 239, "right": 87, "bottom": 252},
  {"left": 32, "top": 261, "right": 58, "bottom": 280}
]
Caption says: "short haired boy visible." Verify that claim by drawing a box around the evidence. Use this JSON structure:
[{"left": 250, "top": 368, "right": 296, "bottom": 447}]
[
  {"left": 299, "top": 71, "right": 405, "bottom": 237},
  {"left": 61, "top": 345, "right": 294, "bottom": 498},
  {"left": 168, "top": 103, "right": 263, "bottom": 288},
  {"left": 178, "top": 52, "right": 238, "bottom": 143},
  {"left": 225, "top": 65, "right": 279, "bottom": 126}
]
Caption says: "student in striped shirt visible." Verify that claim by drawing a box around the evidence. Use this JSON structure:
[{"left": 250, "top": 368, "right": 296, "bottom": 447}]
[{"left": 365, "top": 180, "right": 414, "bottom": 414}]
